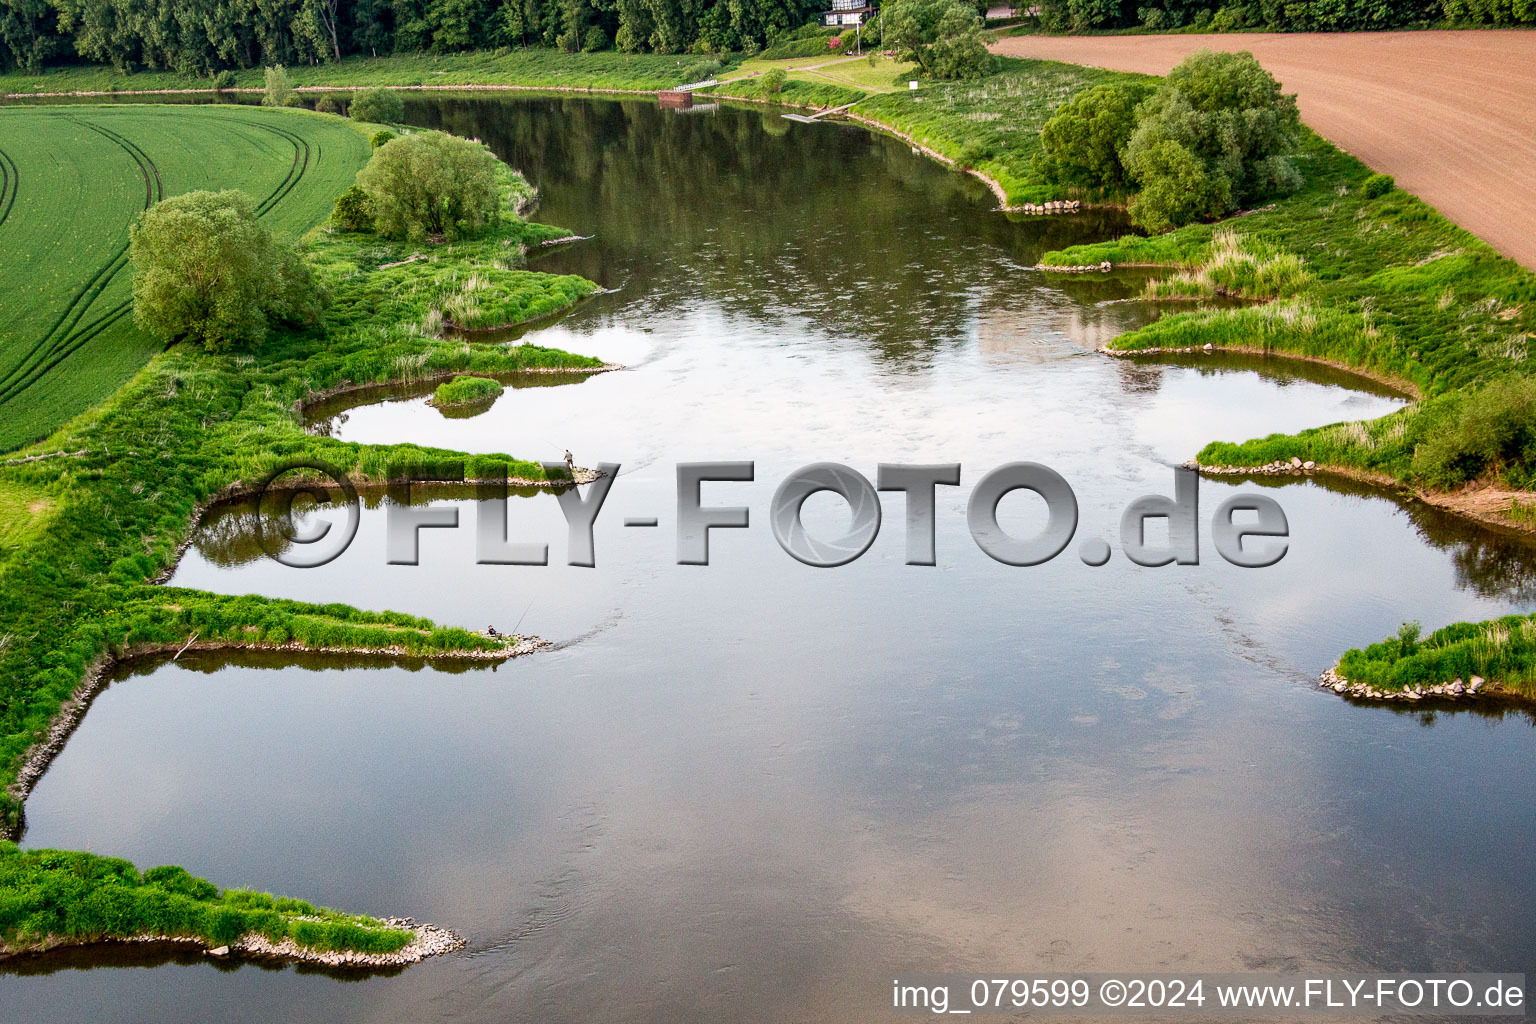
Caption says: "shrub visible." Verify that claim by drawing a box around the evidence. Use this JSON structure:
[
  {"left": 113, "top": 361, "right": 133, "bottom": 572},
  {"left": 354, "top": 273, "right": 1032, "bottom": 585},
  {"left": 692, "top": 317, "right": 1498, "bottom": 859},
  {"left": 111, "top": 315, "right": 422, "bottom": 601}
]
[
  {"left": 210, "top": 69, "right": 236, "bottom": 91},
  {"left": 330, "top": 185, "right": 374, "bottom": 232},
  {"left": 357, "top": 131, "right": 503, "bottom": 241},
  {"left": 129, "top": 190, "right": 324, "bottom": 351},
  {"left": 956, "top": 138, "right": 990, "bottom": 169},
  {"left": 314, "top": 94, "right": 343, "bottom": 114},
  {"left": 679, "top": 58, "right": 722, "bottom": 83},
  {"left": 370, "top": 129, "right": 396, "bottom": 149},
  {"left": 1362, "top": 172, "right": 1396, "bottom": 199},
  {"left": 1413, "top": 376, "right": 1536, "bottom": 488},
  {"left": 557, "top": 28, "right": 579, "bottom": 52},
  {"left": 1037, "top": 81, "right": 1153, "bottom": 192},
  {"left": 582, "top": 25, "right": 608, "bottom": 51},
  {"left": 760, "top": 67, "right": 786, "bottom": 97},
  {"left": 261, "top": 64, "right": 293, "bottom": 107},
  {"left": 1209, "top": 4, "right": 1249, "bottom": 29},
  {"left": 431, "top": 375, "right": 503, "bottom": 407},
  {"left": 1126, "top": 139, "right": 1231, "bottom": 233},
  {"left": 884, "top": 0, "right": 996, "bottom": 80},
  {"left": 760, "top": 31, "right": 837, "bottom": 60},
  {"left": 615, "top": 24, "right": 644, "bottom": 52},
  {"left": 350, "top": 86, "right": 404, "bottom": 124},
  {"left": 1123, "top": 49, "right": 1302, "bottom": 225}
]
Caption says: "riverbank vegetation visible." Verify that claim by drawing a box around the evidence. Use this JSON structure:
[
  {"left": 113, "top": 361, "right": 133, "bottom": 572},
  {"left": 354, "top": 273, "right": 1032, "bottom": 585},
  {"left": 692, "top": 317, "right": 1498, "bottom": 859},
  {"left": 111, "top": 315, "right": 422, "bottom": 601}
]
[
  {"left": 0, "top": 842, "right": 414, "bottom": 957},
  {"left": 882, "top": 0, "right": 995, "bottom": 80},
  {"left": 130, "top": 190, "right": 324, "bottom": 350},
  {"left": 1023, "top": 50, "right": 1535, "bottom": 693},
  {"left": 852, "top": 57, "right": 1147, "bottom": 205},
  {"left": 1334, "top": 616, "right": 1536, "bottom": 699},
  {"left": 0, "top": 105, "right": 603, "bottom": 957},
  {"left": 349, "top": 85, "right": 403, "bottom": 123},
  {"left": 1043, "top": 129, "right": 1536, "bottom": 494}
]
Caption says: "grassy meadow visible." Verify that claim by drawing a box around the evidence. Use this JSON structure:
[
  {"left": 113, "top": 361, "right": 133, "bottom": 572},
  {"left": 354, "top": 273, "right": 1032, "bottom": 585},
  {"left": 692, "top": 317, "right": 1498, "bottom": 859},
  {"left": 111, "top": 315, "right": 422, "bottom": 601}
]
[
  {"left": 0, "top": 50, "right": 698, "bottom": 96},
  {"left": 0, "top": 105, "right": 370, "bottom": 451}
]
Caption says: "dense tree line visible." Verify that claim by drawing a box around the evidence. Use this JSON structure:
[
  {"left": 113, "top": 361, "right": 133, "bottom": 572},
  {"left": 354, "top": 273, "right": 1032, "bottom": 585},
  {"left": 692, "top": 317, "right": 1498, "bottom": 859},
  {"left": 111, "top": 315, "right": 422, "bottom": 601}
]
[
  {"left": 0, "top": 0, "right": 826, "bottom": 72},
  {"left": 1039, "top": 0, "right": 1533, "bottom": 32},
  {"left": 5, "top": 0, "right": 1529, "bottom": 75}
]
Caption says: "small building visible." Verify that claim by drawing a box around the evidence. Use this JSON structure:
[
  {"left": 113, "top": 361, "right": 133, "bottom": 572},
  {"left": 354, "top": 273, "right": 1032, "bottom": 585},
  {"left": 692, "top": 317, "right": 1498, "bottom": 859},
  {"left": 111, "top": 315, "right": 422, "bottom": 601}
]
[{"left": 823, "top": 0, "right": 875, "bottom": 27}]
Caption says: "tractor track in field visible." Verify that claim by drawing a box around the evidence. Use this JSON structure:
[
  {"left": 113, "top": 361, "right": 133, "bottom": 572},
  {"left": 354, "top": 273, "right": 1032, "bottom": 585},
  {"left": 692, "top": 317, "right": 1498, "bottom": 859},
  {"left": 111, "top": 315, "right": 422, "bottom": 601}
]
[
  {"left": 251, "top": 121, "right": 312, "bottom": 216},
  {"left": 0, "top": 115, "right": 162, "bottom": 407},
  {"left": 0, "top": 144, "right": 17, "bottom": 230}
]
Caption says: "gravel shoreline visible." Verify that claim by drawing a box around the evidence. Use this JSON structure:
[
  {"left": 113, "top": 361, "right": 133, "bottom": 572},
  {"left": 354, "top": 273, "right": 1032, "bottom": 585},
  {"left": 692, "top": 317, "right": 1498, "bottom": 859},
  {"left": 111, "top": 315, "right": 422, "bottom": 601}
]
[
  {"left": 0, "top": 917, "right": 466, "bottom": 968},
  {"left": 1317, "top": 666, "right": 1514, "bottom": 704}
]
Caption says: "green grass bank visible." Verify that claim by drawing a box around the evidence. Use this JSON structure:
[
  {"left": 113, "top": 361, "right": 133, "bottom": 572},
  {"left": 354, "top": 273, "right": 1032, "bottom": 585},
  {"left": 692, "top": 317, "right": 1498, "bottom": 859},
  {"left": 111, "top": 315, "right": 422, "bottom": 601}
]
[{"left": 0, "top": 842, "right": 427, "bottom": 963}]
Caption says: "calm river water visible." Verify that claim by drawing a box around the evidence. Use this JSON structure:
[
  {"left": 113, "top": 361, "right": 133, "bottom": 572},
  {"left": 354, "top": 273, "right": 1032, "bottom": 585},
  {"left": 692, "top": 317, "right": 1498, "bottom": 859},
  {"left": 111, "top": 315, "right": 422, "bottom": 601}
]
[{"left": 6, "top": 95, "right": 1536, "bottom": 1022}]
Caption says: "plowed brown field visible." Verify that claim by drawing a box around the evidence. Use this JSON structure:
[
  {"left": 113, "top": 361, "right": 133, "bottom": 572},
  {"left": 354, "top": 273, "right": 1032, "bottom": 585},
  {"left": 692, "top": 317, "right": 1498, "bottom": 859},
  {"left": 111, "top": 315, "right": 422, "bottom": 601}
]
[{"left": 992, "top": 30, "right": 1536, "bottom": 269}]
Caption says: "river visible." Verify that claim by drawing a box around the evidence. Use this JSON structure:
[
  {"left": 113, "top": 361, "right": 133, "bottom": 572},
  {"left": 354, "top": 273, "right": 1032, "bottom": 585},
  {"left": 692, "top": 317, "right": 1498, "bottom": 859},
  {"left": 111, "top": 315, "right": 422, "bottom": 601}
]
[{"left": 5, "top": 94, "right": 1536, "bottom": 1022}]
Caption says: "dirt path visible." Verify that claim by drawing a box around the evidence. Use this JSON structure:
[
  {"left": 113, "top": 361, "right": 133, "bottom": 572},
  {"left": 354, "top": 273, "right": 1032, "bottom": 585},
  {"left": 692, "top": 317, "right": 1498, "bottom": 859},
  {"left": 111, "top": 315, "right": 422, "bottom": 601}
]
[{"left": 992, "top": 30, "right": 1536, "bottom": 270}]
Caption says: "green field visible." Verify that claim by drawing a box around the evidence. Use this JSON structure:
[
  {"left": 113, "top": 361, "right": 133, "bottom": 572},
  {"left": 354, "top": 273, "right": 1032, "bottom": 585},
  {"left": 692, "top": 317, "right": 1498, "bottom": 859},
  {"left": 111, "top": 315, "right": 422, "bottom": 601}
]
[
  {"left": 0, "top": 105, "right": 370, "bottom": 451},
  {"left": 0, "top": 50, "right": 694, "bottom": 96}
]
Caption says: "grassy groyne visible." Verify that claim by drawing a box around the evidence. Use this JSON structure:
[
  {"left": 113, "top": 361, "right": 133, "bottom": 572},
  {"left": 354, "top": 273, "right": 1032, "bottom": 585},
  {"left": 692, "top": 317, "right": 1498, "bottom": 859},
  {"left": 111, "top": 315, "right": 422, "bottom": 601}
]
[{"left": 0, "top": 842, "right": 465, "bottom": 967}]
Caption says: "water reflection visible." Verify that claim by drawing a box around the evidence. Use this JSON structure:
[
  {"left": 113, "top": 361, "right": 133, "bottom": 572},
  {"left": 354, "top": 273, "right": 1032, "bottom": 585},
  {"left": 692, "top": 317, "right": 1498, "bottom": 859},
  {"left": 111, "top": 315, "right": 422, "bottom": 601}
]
[
  {"left": 1302, "top": 473, "right": 1536, "bottom": 604},
  {"left": 1, "top": 940, "right": 409, "bottom": 981},
  {"left": 406, "top": 93, "right": 1156, "bottom": 365},
  {"left": 304, "top": 370, "right": 610, "bottom": 436}
]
